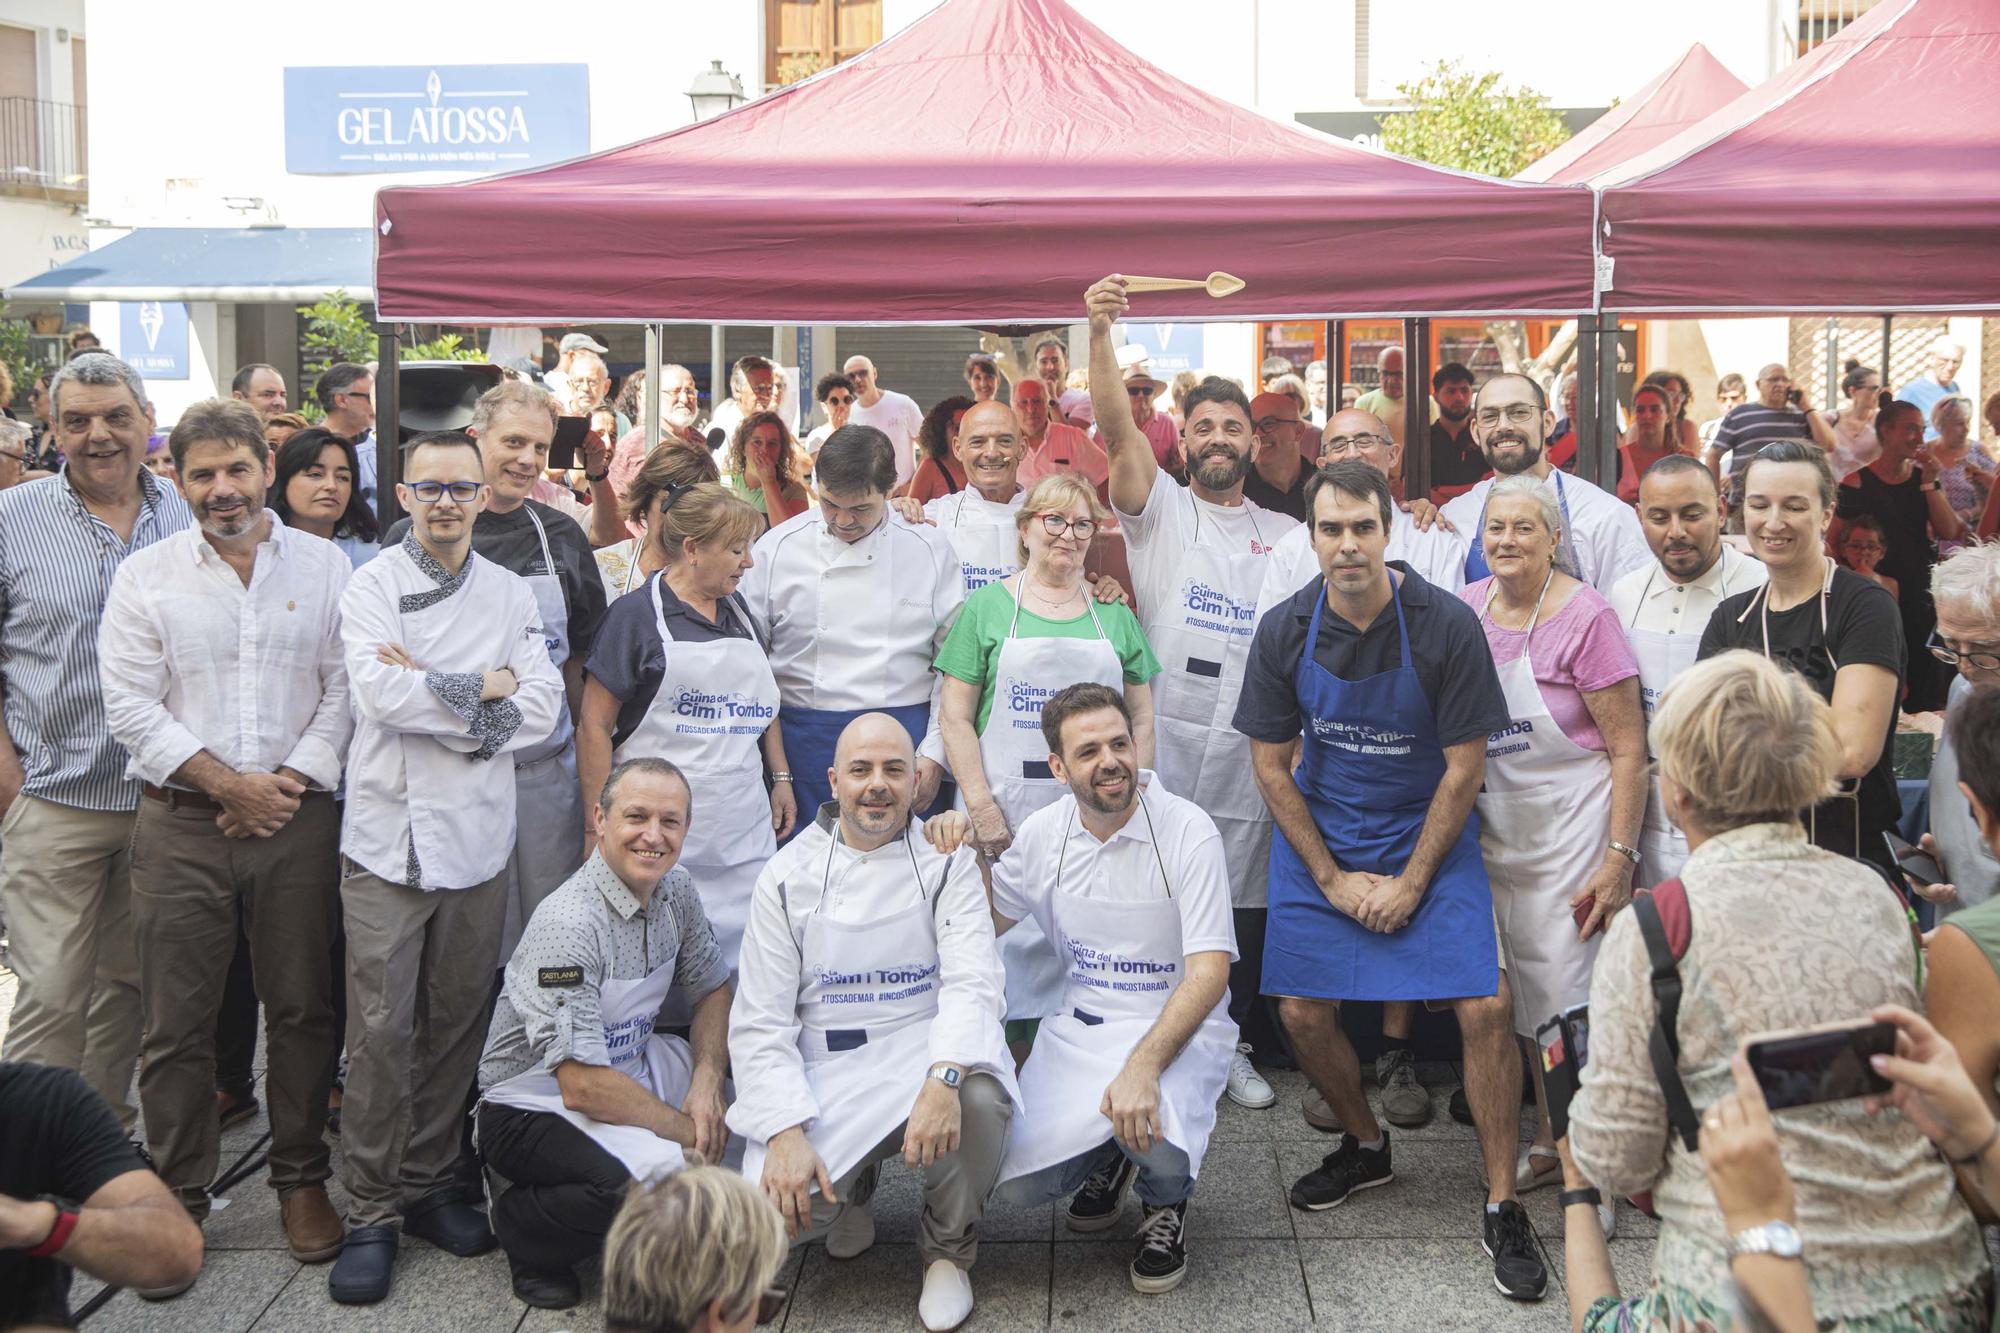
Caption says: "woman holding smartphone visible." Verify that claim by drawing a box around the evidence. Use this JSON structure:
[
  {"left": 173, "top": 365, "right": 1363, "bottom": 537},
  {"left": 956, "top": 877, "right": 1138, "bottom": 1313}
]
[{"left": 1566, "top": 650, "right": 1988, "bottom": 1329}]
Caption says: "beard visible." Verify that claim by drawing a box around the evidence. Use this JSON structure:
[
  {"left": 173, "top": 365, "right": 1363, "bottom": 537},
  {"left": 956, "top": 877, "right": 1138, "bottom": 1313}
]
[
  {"left": 1192, "top": 447, "right": 1252, "bottom": 491},
  {"left": 1484, "top": 430, "right": 1545, "bottom": 476},
  {"left": 1075, "top": 762, "right": 1136, "bottom": 816},
  {"left": 199, "top": 498, "right": 258, "bottom": 538},
  {"left": 664, "top": 402, "right": 698, "bottom": 430}
]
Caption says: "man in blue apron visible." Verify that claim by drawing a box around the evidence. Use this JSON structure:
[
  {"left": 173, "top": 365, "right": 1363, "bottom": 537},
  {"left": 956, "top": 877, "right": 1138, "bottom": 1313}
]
[
  {"left": 727, "top": 713, "right": 1016, "bottom": 1333},
  {"left": 988, "top": 683, "right": 1236, "bottom": 1296},
  {"left": 1085, "top": 276, "right": 1302, "bottom": 1117},
  {"left": 386, "top": 381, "right": 609, "bottom": 959},
  {"left": 737, "top": 427, "right": 964, "bottom": 837},
  {"left": 475, "top": 758, "right": 733, "bottom": 1313},
  {"left": 1233, "top": 460, "right": 1549, "bottom": 1303}
]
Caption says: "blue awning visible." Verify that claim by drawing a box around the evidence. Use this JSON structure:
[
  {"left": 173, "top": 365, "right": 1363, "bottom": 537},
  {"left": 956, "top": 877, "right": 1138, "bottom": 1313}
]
[{"left": 4, "top": 227, "right": 374, "bottom": 304}]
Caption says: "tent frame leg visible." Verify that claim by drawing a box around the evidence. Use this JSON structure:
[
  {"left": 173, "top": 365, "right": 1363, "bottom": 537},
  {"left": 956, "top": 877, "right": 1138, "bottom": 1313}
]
[
  {"left": 644, "top": 323, "right": 663, "bottom": 452},
  {"left": 374, "top": 323, "right": 402, "bottom": 530},
  {"left": 1402, "top": 318, "right": 1431, "bottom": 503}
]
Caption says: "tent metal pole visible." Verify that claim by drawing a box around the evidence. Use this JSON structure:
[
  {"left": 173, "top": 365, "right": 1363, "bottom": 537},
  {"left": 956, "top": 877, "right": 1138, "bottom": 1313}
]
[
  {"left": 1594, "top": 313, "right": 1621, "bottom": 490},
  {"left": 1403, "top": 318, "right": 1431, "bottom": 503},
  {"left": 1823, "top": 317, "right": 1839, "bottom": 408},
  {"left": 644, "top": 323, "right": 663, "bottom": 451},
  {"left": 374, "top": 322, "right": 402, "bottom": 530},
  {"left": 710, "top": 324, "right": 726, "bottom": 410},
  {"left": 1882, "top": 313, "right": 1893, "bottom": 387},
  {"left": 1328, "top": 319, "right": 1345, "bottom": 415},
  {"left": 1576, "top": 313, "right": 1600, "bottom": 487}
]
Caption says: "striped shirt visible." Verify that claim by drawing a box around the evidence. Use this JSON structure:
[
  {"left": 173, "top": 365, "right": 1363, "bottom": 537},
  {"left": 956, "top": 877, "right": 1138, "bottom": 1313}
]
[
  {"left": 1709, "top": 402, "right": 1814, "bottom": 497},
  {"left": 0, "top": 470, "right": 192, "bottom": 810}
]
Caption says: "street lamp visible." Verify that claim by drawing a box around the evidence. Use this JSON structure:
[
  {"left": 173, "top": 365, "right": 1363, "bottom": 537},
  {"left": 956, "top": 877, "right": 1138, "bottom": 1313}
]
[{"left": 686, "top": 61, "right": 747, "bottom": 122}]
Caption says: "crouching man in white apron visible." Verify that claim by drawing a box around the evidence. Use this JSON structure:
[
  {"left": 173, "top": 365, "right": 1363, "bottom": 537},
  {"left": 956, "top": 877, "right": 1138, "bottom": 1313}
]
[
  {"left": 728, "top": 713, "right": 1018, "bottom": 1333},
  {"left": 986, "top": 683, "right": 1237, "bottom": 1295},
  {"left": 474, "top": 758, "right": 733, "bottom": 1313}
]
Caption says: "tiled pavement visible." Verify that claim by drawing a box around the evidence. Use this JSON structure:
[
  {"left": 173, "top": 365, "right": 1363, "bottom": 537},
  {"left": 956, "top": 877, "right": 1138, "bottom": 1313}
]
[{"left": 2, "top": 964, "right": 1663, "bottom": 1330}]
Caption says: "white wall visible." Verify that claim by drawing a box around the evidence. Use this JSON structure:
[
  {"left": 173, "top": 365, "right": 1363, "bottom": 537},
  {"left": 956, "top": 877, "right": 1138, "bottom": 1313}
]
[{"left": 0, "top": 196, "right": 85, "bottom": 285}]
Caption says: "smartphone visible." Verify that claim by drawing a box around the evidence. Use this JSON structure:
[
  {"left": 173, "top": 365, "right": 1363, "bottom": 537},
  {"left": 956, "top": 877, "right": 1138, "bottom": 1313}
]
[
  {"left": 1572, "top": 897, "right": 1595, "bottom": 933},
  {"left": 1743, "top": 1019, "right": 1895, "bottom": 1111},
  {"left": 1882, "top": 831, "right": 1945, "bottom": 887},
  {"left": 1564, "top": 1003, "right": 1591, "bottom": 1071},
  {"left": 1537, "top": 1003, "right": 1591, "bottom": 1140},
  {"left": 547, "top": 415, "right": 589, "bottom": 472}
]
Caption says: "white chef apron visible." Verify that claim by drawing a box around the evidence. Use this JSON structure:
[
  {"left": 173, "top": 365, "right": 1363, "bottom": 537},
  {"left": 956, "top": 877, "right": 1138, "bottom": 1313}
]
[
  {"left": 942, "top": 489, "right": 1021, "bottom": 591},
  {"left": 741, "top": 839, "right": 1018, "bottom": 1186},
  {"left": 1622, "top": 567, "right": 1702, "bottom": 890},
  {"left": 961, "top": 577, "right": 1124, "bottom": 1021},
  {"left": 1145, "top": 499, "right": 1276, "bottom": 909},
  {"left": 481, "top": 956, "right": 693, "bottom": 1183},
  {"left": 518, "top": 504, "right": 575, "bottom": 764},
  {"left": 996, "top": 796, "right": 1237, "bottom": 1184},
  {"left": 613, "top": 575, "right": 779, "bottom": 1018},
  {"left": 1476, "top": 573, "right": 1615, "bottom": 1036}
]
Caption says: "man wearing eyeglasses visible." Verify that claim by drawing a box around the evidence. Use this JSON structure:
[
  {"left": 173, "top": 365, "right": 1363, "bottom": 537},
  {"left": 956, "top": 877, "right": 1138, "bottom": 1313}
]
[
  {"left": 0, "top": 418, "right": 31, "bottom": 490},
  {"left": 1702, "top": 362, "right": 1837, "bottom": 525},
  {"left": 1244, "top": 392, "right": 1310, "bottom": 522},
  {"left": 843, "top": 357, "right": 924, "bottom": 490},
  {"left": 1923, "top": 542, "right": 2000, "bottom": 916},
  {"left": 609, "top": 365, "right": 706, "bottom": 512},
  {"left": 1439, "top": 374, "right": 1650, "bottom": 593},
  {"left": 1098, "top": 347, "right": 1180, "bottom": 475},
  {"left": 709, "top": 356, "right": 781, "bottom": 459},
  {"left": 315, "top": 362, "right": 377, "bottom": 504},
  {"left": 330, "top": 431, "right": 565, "bottom": 1305}
]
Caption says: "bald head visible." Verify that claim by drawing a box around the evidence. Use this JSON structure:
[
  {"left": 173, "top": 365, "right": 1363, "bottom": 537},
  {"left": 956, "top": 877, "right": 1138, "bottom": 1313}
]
[
  {"left": 831, "top": 712, "right": 916, "bottom": 848},
  {"left": 1320, "top": 408, "right": 1398, "bottom": 476}
]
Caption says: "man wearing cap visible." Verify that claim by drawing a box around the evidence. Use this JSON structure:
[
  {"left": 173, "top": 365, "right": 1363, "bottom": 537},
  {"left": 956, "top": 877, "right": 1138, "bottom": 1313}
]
[
  {"left": 542, "top": 333, "right": 610, "bottom": 410},
  {"left": 1016, "top": 378, "right": 1108, "bottom": 491},
  {"left": 1098, "top": 348, "right": 1180, "bottom": 474},
  {"left": 1245, "top": 392, "right": 1311, "bottom": 521}
]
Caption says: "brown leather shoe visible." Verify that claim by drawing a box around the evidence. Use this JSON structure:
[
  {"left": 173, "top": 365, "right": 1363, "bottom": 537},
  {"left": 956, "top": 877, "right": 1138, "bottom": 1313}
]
[{"left": 282, "top": 1186, "right": 345, "bottom": 1263}]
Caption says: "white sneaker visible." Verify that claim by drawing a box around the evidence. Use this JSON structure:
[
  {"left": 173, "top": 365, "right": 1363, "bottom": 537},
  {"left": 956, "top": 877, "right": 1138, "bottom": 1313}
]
[
  {"left": 918, "top": 1259, "right": 974, "bottom": 1332},
  {"left": 826, "top": 1195, "right": 875, "bottom": 1259},
  {"left": 1226, "top": 1042, "right": 1276, "bottom": 1109}
]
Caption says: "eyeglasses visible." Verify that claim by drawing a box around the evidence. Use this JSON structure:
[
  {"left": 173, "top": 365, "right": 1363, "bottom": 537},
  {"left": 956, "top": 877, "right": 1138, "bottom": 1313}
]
[
  {"left": 406, "top": 480, "right": 482, "bottom": 504},
  {"left": 1474, "top": 404, "right": 1541, "bottom": 428},
  {"left": 1843, "top": 542, "right": 1885, "bottom": 555},
  {"left": 1928, "top": 631, "right": 2000, "bottom": 672},
  {"left": 1320, "top": 434, "right": 1385, "bottom": 458},
  {"left": 1255, "top": 417, "right": 1300, "bottom": 433},
  {"left": 825, "top": 394, "right": 854, "bottom": 406},
  {"left": 1125, "top": 386, "right": 1153, "bottom": 399},
  {"left": 1036, "top": 513, "right": 1098, "bottom": 540},
  {"left": 0, "top": 449, "right": 26, "bottom": 464}
]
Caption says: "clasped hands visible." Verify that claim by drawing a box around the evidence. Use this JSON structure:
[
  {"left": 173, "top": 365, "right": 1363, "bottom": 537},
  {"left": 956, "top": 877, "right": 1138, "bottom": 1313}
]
[{"left": 1317, "top": 866, "right": 1423, "bottom": 934}]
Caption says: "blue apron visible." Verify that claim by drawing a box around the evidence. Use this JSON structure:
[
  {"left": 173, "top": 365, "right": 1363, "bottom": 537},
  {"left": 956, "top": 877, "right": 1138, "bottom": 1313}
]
[
  {"left": 1464, "top": 471, "right": 1577, "bottom": 585},
  {"left": 778, "top": 701, "right": 940, "bottom": 845},
  {"left": 1263, "top": 576, "right": 1499, "bottom": 1002}
]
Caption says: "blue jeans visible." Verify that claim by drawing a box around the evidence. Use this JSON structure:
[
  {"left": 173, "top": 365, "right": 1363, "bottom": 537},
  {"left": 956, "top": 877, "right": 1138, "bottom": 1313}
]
[{"left": 997, "top": 1136, "right": 1194, "bottom": 1210}]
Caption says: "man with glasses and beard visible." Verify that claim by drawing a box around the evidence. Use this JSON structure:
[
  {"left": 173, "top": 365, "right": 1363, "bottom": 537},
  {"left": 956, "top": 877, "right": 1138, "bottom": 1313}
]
[
  {"left": 1439, "top": 373, "right": 1650, "bottom": 593},
  {"left": 609, "top": 365, "right": 706, "bottom": 509},
  {"left": 1085, "top": 275, "right": 1300, "bottom": 1115}
]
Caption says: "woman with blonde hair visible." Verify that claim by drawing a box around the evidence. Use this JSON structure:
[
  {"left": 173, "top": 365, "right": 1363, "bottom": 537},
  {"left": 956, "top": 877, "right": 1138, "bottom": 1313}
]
[
  {"left": 603, "top": 1166, "right": 788, "bottom": 1333},
  {"left": 577, "top": 479, "right": 794, "bottom": 997},
  {"left": 1568, "top": 650, "right": 1989, "bottom": 1330},
  {"left": 936, "top": 472, "right": 1160, "bottom": 1026},
  {"left": 726, "top": 410, "right": 812, "bottom": 529},
  {"left": 594, "top": 443, "right": 722, "bottom": 601}
]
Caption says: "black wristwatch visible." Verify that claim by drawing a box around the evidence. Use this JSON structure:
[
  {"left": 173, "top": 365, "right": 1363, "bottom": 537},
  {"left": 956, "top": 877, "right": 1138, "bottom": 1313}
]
[
  {"left": 1558, "top": 1187, "right": 1602, "bottom": 1210},
  {"left": 585, "top": 468, "right": 610, "bottom": 483}
]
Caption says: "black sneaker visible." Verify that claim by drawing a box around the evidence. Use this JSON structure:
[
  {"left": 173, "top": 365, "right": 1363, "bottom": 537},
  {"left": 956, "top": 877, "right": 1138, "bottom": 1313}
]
[
  {"left": 1288, "top": 1133, "right": 1393, "bottom": 1211},
  {"left": 1065, "top": 1147, "right": 1135, "bottom": 1233},
  {"left": 1447, "top": 1085, "right": 1475, "bottom": 1126},
  {"left": 1482, "top": 1200, "right": 1548, "bottom": 1301},
  {"left": 1129, "top": 1200, "right": 1188, "bottom": 1294}
]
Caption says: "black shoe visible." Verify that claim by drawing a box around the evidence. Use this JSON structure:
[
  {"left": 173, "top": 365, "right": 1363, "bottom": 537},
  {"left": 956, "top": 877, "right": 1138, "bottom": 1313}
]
[
  {"left": 1288, "top": 1133, "right": 1393, "bottom": 1211},
  {"left": 508, "top": 1254, "right": 582, "bottom": 1310},
  {"left": 1482, "top": 1200, "right": 1548, "bottom": 1301},
  {"left": 1448, "top": 1086, "right": 1474, "bottom": 1126},
  {"left": 216, "top": 1086, "right": 261, "bottom": 1132},
  {"left": 329, "top": 1224, "right": 398, "bottom": 1305},
  {"left": 1129, "top": 1200, "right": 1188, "bottom": 1294},
  {"left": 1065, "top": 1147, "right": 1135, "bottom": 1233},
  {"left": 403, "top": 1187, "right": 496, "bottom": 1257}
]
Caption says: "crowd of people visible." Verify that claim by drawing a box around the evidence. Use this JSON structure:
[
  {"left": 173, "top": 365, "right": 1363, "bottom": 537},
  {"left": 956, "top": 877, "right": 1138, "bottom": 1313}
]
[{"left": 1, "top": 284, "right": 1998, "bottom": 1333}]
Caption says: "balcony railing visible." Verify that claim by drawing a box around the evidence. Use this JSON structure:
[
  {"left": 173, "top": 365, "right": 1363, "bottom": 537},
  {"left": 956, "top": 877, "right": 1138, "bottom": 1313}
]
[{"left": 0, "top": 97, "right": 87, "bottom": 194}]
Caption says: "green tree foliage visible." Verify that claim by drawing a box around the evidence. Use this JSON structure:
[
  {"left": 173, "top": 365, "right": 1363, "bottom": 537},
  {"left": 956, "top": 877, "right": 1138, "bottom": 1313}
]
[
  {"left": 297, "top": 291, "right": 378, "bottom": 366},
  {"left": 403, "top": 332, "right": 487, "bottom": 362},
  {"left": 0, "top": 321, "right": 36, "bottom": 414},
  {"left": 1376, "top": 61, "right": 1569, "bottom": 178}
]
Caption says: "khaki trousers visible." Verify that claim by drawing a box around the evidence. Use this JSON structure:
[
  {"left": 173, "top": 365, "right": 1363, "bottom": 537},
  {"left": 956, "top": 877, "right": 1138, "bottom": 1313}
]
[
  {"left": 0, "top": 795, "right": 141, "bottom": 1128},
  {"left": 339, "top": 863, "right": 506, "bottom": 1228},
  {"left": 129, "top": 792, "right": 341, "bottom": 1217}
]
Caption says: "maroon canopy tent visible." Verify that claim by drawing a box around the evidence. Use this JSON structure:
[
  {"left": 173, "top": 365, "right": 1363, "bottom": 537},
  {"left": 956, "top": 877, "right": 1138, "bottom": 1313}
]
[
  {"left": 1516, "top": 44, "right": 1745, "bottom": 186},
  {"left": 1593, "top": 0, "right": 2000, "bottom": 314},
  {"left": 371, "top": 0, "right": 1594, "bottom": 326}
]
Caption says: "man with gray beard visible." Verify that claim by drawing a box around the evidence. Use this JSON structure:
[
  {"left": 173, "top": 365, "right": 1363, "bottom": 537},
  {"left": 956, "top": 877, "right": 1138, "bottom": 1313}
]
[{"left": 1086, "top": 275, "right": 1302, "bottom": 1114}]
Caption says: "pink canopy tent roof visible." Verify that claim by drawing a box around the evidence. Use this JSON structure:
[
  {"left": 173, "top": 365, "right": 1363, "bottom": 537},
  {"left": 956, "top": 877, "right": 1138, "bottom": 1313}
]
[
  {"left": 371, "top": 0, "right": 1595, "bottom": 326},
  {"left": 1516, "top": 44, "right": 1745, "bottom": 185},
  {"left": 1594, "top": 0, "right": 2000, "bottom": 313}
]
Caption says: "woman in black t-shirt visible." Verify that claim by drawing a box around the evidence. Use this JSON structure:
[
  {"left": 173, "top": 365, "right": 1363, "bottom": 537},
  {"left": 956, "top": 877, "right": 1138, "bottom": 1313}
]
[{"left": 1699, "top": 443, "right": 1906, "bottom": 872}]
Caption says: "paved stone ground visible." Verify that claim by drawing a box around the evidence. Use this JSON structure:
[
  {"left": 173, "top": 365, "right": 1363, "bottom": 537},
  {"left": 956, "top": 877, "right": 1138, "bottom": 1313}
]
[{"left": 0, "top": 955, "right": 1663, "bottom": 1331}]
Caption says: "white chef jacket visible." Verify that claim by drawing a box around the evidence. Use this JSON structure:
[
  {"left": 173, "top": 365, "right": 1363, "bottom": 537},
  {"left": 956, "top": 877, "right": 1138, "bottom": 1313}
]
[
  {"left": 1253, "top": 506, "right": 1468, "bottom": 625},
  {"left": 990, "top": 776, "right": 1238, "bottom": 976},
  {"left": 1117, "top": 470, "right": 1300, "bottom": 628},
  {"left": 340, "top": 539, "right": 565, "bottom": 891},
  {"left": 737, "top": 510, "right": 964, "bottom": 712},
  {"left": 923, "top": 486, "right": 1025, "bottom": 591},
  {"left": 725, "top": 808, "right": 1008, "bottom": 1145},
  {"left": 1439, "top": 471, "right": 1652, "bottom": 595},
  {"left": 98, "top": 515, "right": 352, "bottom": 792},
  {"left": 1606, "top": 543, "right": 1767, "bottom": 638}
]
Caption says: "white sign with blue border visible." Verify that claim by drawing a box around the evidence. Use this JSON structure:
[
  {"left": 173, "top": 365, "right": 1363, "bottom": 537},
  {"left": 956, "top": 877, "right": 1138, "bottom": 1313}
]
[
  {"left": 283, "top": 65, "right": 589, "bottom": 175},
  {"left": 120, "top": 301, "right": 189, "bottom": 380},
  {"left": 1122, "top": 322, "right": 1197, "bottom": 375}
]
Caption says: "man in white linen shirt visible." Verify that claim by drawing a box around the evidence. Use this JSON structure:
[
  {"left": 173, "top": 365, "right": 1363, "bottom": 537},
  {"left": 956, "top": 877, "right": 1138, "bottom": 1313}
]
[
  {"left": 1606, "top": 454, "right": 1766, "bottom": 887},
  {"left": 727, "top": 713, "right": 1015, "bottom": 1333},
  {"left": 329, "top": 431, "right": 564, "bottom": 1307},
  {"left": 844, "top": 356, "right": 924, "bottom": 488},
  {"left": 99, "top": 400, "right": 353, "bottom": 1274}
]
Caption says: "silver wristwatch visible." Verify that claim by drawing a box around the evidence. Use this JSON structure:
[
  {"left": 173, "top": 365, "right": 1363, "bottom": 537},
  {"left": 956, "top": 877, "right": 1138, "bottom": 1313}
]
[
  {"left": 1725, "top": 1219, "right": 1802, "bottom": 1261},
  {"left": 927, "top": 1064, "right": 962, "bottom": 1090}
]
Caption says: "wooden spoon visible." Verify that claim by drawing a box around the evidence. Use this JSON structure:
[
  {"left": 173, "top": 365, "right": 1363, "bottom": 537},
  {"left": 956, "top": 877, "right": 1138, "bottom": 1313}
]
[{"left": 1122, "top": 271, "right": 1246, "bottom": 298}]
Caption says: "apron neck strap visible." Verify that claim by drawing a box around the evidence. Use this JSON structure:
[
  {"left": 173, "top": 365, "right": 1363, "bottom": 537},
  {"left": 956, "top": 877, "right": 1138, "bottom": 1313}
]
[{"left": 1054, "top": 790, "right": 1174, "bottom": 898}]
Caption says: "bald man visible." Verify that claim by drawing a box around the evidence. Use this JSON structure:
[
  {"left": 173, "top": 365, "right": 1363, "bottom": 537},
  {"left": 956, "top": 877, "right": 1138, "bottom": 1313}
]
[
  {"left": 844, "top": 356, "right": 924, "bottom": 490},
  {"left": 1898, "top": 336, "right": 1966, "bottom": 441},
  {"left": 926, "top": 400, "right": 1029, "bottom": 592},
  {"left": 1246, "top": 391, "right": 1311, "bottom": 521},
  {"left": 728, "top": 713, "right": 1016, "bottom": 1331},
  {"left": 1354, "top": 348, "right": 1411, "bottom": 449},
  {"left": 1014, "top": 378, "right": 1107, "bottom": 490},
  {"left": 1703, "top": 362, "right": 1837, "bottom": 523}
]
